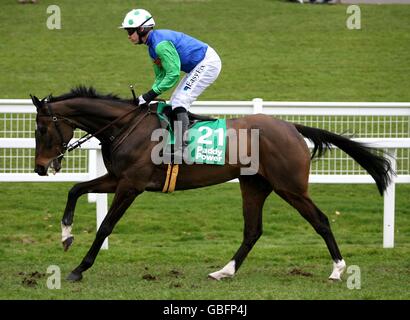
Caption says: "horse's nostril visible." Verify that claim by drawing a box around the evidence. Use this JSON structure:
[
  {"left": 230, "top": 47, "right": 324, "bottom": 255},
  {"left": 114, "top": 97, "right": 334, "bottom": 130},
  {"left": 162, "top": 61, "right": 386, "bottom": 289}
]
[{"left": 34, "top": 165, "right": 47, "bottom": 176}]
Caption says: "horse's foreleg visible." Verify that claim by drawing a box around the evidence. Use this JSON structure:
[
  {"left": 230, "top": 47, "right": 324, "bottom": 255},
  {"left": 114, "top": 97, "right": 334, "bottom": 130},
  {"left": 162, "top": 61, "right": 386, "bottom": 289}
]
[
  {"left": 209, "top": 175, "right": 272, "bottom": 280},
  {"left": 61, "top": 174, "right": 118, "bottom": 251},
  {"left": 66, "top": 182, "right": 141, "bottom": 282},
  {"left": 276, "top": 190, "right": 346, "bottom": 281}
]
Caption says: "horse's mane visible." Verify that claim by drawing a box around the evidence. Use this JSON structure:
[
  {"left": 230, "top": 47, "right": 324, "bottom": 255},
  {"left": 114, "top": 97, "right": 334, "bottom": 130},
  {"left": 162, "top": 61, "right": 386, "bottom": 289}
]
[{"left": 48, "top": 85, "right": 131, "bottom": 104}]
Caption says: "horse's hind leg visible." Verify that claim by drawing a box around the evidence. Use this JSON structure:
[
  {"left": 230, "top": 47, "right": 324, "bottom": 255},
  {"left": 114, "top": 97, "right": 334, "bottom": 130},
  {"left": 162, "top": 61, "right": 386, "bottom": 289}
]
[
  {"left": 208, "top": 175, "right": 272, "bottom": 280},
  {"left": 275, "top": 189, "right": 346, "bottom": 280}
]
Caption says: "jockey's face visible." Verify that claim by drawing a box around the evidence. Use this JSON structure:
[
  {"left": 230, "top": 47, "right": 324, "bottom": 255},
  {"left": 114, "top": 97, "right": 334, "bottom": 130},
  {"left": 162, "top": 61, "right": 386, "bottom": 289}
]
[{"left": 126, "top": 28, "right": 140, "bottom": 45}]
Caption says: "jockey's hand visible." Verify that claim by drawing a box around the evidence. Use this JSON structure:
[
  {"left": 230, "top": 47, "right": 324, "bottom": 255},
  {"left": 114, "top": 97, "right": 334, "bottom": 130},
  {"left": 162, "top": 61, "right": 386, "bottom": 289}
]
[
  {"left": 137, "top": 95, "right": 146, "bottom": 106},
  {"left": 140, "top": 89, "right": 159, "bottom": 105}
]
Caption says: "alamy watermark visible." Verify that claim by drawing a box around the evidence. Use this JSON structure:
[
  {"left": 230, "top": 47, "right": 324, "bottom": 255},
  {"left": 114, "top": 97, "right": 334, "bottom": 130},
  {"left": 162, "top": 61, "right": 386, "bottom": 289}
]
[
  {"left": 346, "top": 265, "right": 361, "bottom": 289},
  {"left": 46, "top": 5, "right": 61, "bottom": 30},
  {"left": 150, "top": 125, "right": 260, "bottom": 175},
  {"left": 346, "top": 5, "right": 361, "bottom": 30},
  {"left": 46, "top": 264, "right": 61, "bottom": 289}
]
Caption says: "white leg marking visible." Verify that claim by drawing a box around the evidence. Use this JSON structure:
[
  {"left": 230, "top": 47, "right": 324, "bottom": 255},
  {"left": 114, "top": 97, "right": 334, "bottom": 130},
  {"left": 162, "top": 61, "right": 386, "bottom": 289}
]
[
  {"left": 208, "top": 260, "right": 236, "bottom": 280},
  {"left": 61, "top": 223, "right": 73, "bottom": 242},
  {"left": 329, "top": 259, "right": 346, "bottom": 281}
]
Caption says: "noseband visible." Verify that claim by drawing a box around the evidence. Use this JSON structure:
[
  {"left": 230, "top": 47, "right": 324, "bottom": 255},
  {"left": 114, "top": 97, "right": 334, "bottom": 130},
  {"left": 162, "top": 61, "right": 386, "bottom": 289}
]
[{"left": 37, "top": 102, "right": 73, "bottom": 160}]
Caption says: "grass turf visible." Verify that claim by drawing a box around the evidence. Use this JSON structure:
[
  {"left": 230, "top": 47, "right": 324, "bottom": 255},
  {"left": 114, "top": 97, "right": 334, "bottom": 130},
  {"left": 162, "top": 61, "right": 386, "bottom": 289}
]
[
  {"left": 0, "top": 0, "right": 409, "bottom": 300},
  {"left": 0, "top": 183, "right": 409, "bottom": 299},
  {"left": 0, "top": 0, "right": 409, "bottom": 101}
]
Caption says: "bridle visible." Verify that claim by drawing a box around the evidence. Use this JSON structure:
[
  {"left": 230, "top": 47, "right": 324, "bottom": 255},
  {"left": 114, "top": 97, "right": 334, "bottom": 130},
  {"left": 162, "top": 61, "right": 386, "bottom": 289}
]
[
  {"left": 36, "top": 100, "right": 153, "bottom": 160},
  {"left": 36, "top": 101, "right": 73, "bottom": 161}
]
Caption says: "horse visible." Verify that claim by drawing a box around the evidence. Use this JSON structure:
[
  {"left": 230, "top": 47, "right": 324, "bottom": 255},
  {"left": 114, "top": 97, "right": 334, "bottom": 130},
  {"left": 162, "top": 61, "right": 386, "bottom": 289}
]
[{"left": 31, "top": 86, "right": 393, "bottom": 282}]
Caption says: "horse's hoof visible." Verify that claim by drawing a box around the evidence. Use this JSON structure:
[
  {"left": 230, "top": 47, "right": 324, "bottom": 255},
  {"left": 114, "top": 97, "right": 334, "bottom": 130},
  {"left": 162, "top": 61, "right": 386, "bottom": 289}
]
[
  {"left": 328, "top": 277, "right": 342, "bottom": 282},
  {"left": 62, "top": 236, "right": 74, "bottom": 252},
  {"left": 66, "top": 271, "right": 82, "bottom": 282},
  {"left": 328, "top": 259, "right": 346, "bottom": 281},
  {"left": 207, "top": 274, "right": 220, "bottom": 281}
]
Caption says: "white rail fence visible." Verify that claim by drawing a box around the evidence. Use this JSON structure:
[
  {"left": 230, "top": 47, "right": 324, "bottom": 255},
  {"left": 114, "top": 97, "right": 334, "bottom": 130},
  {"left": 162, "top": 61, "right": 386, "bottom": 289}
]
[{"left": 1, "top": 99, "right": 409, "bottom": 249}]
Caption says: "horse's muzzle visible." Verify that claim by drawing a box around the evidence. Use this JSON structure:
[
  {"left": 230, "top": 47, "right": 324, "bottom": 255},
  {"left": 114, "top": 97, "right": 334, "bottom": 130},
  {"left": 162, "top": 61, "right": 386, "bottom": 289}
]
[
  {"left": 51, "top": 158, "right": 62, "bottom": 173},
  {"left": 34, "top": 164, "right": 48, "bottom": 176},
  {"left": 34, "top": 157, "right": 62, "bottom": 176}
]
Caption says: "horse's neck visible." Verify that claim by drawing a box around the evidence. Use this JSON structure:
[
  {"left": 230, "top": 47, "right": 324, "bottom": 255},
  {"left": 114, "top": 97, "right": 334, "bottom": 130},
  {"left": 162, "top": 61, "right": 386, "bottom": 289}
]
[{"left": 56, "top": 98, "right": 134, "bottom": 137}]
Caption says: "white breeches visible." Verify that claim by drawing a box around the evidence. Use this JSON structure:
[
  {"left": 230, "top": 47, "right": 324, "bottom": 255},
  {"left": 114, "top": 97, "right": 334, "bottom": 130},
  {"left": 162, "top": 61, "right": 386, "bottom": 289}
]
[{"left": 170, "top": 46, "right": 222, "bottom": 111}]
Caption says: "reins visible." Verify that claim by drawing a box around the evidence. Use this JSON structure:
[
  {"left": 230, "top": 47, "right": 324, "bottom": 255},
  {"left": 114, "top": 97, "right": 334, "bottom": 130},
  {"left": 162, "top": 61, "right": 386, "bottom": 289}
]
[
  {"left": 39, "top": 102, "right": 155, "bottom": 156},
  {"left": 110, "top": 108, "right": 152, "bottom": 153},
  {"left": 66, "top": 105, "right": 142, "bottom": 152}
]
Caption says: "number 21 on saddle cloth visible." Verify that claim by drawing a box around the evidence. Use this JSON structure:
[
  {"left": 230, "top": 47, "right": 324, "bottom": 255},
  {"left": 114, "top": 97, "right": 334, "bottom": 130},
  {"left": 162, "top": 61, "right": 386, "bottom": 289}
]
[{"left": 156, "top": 102, "right": 227, "bottom": 166}]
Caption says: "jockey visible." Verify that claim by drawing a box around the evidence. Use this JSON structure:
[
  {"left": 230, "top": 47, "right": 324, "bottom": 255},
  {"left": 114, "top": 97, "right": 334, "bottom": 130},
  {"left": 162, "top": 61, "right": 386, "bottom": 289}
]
[{"left": 120, "top": 8, "right": 222, "bottom": 160}]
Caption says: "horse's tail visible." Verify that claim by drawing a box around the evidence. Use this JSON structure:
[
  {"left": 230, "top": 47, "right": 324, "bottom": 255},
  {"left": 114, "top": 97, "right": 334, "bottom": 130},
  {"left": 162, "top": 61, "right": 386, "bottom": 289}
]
[{"left": 294, "top": 123, "right": 394, "bottom": 195}]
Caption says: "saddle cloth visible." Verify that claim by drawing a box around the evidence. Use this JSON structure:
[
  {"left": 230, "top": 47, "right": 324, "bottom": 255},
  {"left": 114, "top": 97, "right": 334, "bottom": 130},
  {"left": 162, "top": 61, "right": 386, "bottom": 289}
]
[{"left": 156, "top": 102, "right": 227, "bottom": 165}]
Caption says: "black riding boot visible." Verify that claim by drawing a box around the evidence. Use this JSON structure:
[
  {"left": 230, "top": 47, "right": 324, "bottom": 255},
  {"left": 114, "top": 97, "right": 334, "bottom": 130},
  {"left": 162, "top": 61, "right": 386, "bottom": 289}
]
[{"left": 172, "top": 107, "right": 189, "bottom": 163}]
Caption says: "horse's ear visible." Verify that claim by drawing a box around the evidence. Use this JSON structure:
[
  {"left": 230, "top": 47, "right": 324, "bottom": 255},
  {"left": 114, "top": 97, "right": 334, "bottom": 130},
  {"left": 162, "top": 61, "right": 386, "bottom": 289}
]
[{"left": 30, "top": 94, "right": 43, "bottom": 111}]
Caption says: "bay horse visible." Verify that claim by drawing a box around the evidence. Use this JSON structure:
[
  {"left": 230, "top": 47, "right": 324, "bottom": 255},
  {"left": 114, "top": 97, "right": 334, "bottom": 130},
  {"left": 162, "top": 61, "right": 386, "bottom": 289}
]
[{"left": 31, "top": 86, "right": 393, "bottom": 282}]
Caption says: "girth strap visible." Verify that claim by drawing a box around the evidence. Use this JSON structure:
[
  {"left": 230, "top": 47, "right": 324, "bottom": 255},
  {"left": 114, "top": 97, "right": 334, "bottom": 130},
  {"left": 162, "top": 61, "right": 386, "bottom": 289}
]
[{"left": 162, "top": 164, "right": 179, "bottom": 193}]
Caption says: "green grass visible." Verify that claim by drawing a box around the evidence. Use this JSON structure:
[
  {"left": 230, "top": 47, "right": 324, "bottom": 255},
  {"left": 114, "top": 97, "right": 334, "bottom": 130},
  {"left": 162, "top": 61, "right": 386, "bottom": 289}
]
[
  {"left": 0, "top": 0, "right": 409, "bottom": 300},
  {"left": 0, "top": 0, "right": 409, "bottom": 101},
  {"left": 0, "top": 183, "right": 409, "bottom": 299}
]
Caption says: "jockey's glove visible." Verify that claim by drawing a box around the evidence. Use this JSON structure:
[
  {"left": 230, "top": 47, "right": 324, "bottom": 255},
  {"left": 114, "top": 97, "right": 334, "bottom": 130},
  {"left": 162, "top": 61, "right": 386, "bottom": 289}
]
[
  {"left": 140, "top": 89, "right": 159, "bottom": 105},
  {"left": 137, "top": 95, "right": 146, "bottom": 106}
]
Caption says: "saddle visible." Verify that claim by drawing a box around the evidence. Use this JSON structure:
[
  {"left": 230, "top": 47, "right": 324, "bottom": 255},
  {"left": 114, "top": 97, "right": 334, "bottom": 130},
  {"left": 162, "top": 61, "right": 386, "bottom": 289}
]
[
  {"left": 152, "top": 102, "right": 216, "bottom": 132},
  {"left": 150, "top": 102, "right": 218, "bottom": 192}
]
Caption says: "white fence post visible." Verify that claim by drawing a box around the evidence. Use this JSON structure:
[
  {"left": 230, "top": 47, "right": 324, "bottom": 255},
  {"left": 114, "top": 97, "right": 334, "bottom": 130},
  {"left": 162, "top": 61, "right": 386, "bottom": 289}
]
[
  {"left": 383, "top": 149, "right": 397, "bottom": 248},
  {"left": 95, "top": 149, "right": 109, "bottom": 250},
  {"left": 87, "top": 150, "right": 97, "bottom": 203},
  {"left": 252, "top": 98, "right": 263, "bottom": 114}
]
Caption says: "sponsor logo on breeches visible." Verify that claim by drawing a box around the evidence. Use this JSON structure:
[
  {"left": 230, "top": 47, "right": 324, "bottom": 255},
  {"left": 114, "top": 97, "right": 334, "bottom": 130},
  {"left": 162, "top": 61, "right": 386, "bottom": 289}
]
[{"left": 184, "top": 65, "right": 206, "bottom": 91}]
